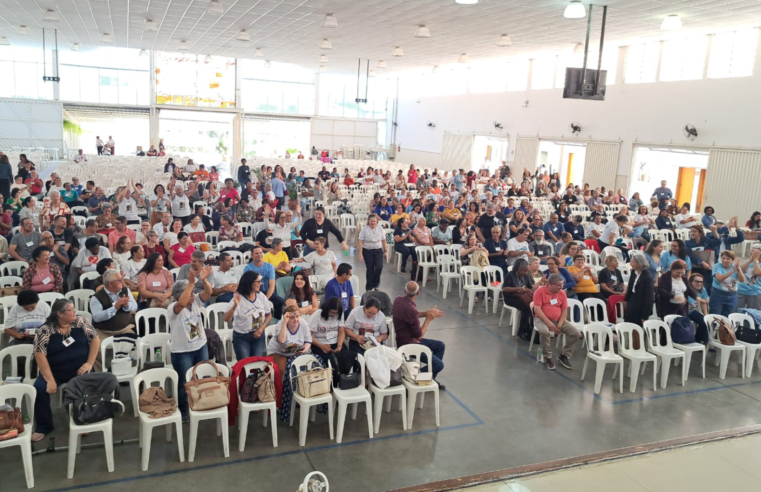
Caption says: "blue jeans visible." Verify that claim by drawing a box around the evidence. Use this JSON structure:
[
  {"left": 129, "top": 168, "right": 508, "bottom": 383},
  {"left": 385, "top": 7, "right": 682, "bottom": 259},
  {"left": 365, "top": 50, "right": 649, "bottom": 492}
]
[
  {"left": 171, "top": 345, "right": 210, "bottom": 419},
  {"left": 270, "top": 293, "right": 284, "bottom": 320},
  {"left": 688, "top": 310, "right": 709, "bottom": 344},
  {"left": 709, "top": 289, "right": 737, "bottom": 317},
  {"left": 232, "top": 331, "right": 266, "bottom": 360},
  {"left": 419, "top": 339, "right": 445, "bottom": 379},
  {"left": 34, "top": 372, "right": 78, "bottom": 435},
  {"left": 216, "top": 292, "right": 235, "bottom": 304}
]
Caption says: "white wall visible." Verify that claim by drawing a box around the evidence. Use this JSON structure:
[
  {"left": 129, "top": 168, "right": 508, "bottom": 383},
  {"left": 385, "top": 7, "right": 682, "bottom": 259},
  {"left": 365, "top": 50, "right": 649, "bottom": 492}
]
[{"left": 394, "top": 43, "right": 761, "bottom": 190}]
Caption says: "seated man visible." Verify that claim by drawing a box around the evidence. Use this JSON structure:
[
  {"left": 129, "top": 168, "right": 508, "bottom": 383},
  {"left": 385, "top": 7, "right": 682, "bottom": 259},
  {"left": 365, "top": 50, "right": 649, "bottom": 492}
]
[
  {"left": 543, "top": 214, "right": 564, "bottom": 244},
  {"left": 483, "top": 226, "right": 509, "bottom": 273},
  {"left": 564, "top": 215, "right": 586, "bottom": 241},
  {"left": 529, "top": 229, "right": 553, "bottom": 264},
  {"left": 177, "top": 250, "right": 206, "bottom": 292},
  {"left": 211, "top": 252, "right": 239, "bottom": 303},
  {"left": 532, "top": 273, "right": 581, "bottom": 371},
  {"left": 263, "top": 238, "right": 292, "bottom": 277},
  {"left": 392, "top": 282, "right": 446, "bottom": 388},
  {"left": 324, "top": 263, "right": 355, "bottom": 317},
  {"left": 89, "top": 269, "right": 138, "bottom": 371}
]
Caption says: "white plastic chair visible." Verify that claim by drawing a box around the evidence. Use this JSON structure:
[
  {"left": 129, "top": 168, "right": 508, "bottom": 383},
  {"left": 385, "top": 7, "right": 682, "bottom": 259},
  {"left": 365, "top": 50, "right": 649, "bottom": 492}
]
[
  {"left": 614, "top": 323, "right": 658, "bottom": 392},
  {"left": 365, "top": 347, "right": 407, "bottom": 433},
  {"left": 217, "top": 240, "right": 239, "bottom": 251},
  {"left": 204, "top": 303, "right": 230, "bottom": 331},
  {"left": 0, "top": 276, "right": 22, "bottom": 287},
  {"left": 237, "top": 361, "right": 278, "bottom": 451},
  {"left": 0, "top": 384, "right": 35, "bottom": 488},
  {"left": 330, "top": 353, "right": 373, "bottom": 443},
  {"left": 100, "top": 336, "right": 140, "bottom": 417},
  {"left": 581, "top": 323, "right": 624, "bottom": 394},
  {"left": 565, "top": 298, "right": 585, "bottom": 348},
  {"left": 137, "top": 333, "right": 171, "bottom": 369},
  {"left": 705, "top": 314, "right": 746, "bottom": 379},
  {"left": 398, "top": 344, "right": 440, "bottom": 428},
  {"left": 67, "top": 398, "right": 125, "bottom": 478},
  {"left": 0, "top": 345, "right": 34, "bottom": 383},
  {"left": 185, "top": 363, "right": 231, "bottom": 462},
  {"left": 729, "top": 313, "right": 760, "bottom": 377},
  {"left": 600, "top": 246, "right": 624, "bottom": 264},
  {"left": 0, "top": 261, "right": 28, "bottom": 277},
  {"left": 65, "top": 289, "right": 95, "bottom": 313},
  {"left": 483, "top": 265, "right": 504, "bottom": 314},
  {"left": 461, "top": 266, "right": 487, "bottom": 315},
  {"left": 135, "top": 308, "right": 169, "bottom": 336},
  {"left": 582, "top": 249, "right": 601, "bottom": 268},
  {"left": 436, "top": 255, "right": 460, "bottom": 299},
  {"left": 583, "top": 297, "right": 609, "bottom": 324},
  {"left": 340, "top": 213, "right": 357, "bottom": 240},
  {"left": 38, "top": 292, "right": 64, "bottom": 307},
  {"left": 415, "top": 246, "right": 437, "bottom": 286},
  {"left": 289, "top": 354, "right": 335, "bottom": 446},
  {"left": 79, "top": 271, "right": 100, "bottom": 287},
  {"left": 642, "top": 320, "right": 686, "bottom": 388},
  {"left": 133, "top": 368, "right": 185, "bottom": 471},
  {"left": 664, "top": 315, "right": 706, "bottom": 380},
  {"left": 433, "top": 244, "right": 450, "bottom": 260}
]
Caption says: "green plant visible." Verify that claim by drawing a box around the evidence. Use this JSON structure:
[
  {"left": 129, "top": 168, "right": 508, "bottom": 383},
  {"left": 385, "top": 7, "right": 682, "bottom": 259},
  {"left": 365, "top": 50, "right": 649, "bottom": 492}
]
[
  {"left": 286, "top": 147, "right": 298, "bottom": 155},
  {"left": 63, "top": 120, "right": 82, "bottom": 135},
  {"left": 287, "top": 182, "right": 298, "bottom": 200}
]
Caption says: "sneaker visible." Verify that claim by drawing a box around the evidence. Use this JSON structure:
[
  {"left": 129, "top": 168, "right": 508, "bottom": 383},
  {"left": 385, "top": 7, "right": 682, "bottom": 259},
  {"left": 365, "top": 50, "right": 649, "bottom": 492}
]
[
  {"left": 545, "top": 358, "right": 555, "bottom": 370},
  {"left": 558, "top": 355, "right": 573, "bottom": 370},
  {"left": 434, "top": 380, "right": 446, "bottom": 391}
]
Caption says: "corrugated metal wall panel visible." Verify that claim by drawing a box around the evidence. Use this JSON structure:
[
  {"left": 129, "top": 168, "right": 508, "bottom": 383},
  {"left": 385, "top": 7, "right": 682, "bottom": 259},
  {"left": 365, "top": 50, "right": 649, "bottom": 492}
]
[
  {"left": 441, "top": 133, "right": 474, "bottom": 172},
  {"left": 705, "top": 149, "right": 761, "bottom": 221},
  {"left": 514, "top": 137, "right": 539, "bottom": 174},
  {"left": 583, "top": 141, "right": 620, "bottom": 189},
  {"left": 0, "top": 98, "right": 64, "bottom": 152}
]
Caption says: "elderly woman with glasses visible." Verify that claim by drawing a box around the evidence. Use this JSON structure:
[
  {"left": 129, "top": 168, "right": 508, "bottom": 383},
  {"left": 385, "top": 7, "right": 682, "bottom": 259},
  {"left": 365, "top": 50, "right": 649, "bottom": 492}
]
[
  {"left": 31, "top": 299, "right": 100, "bottom": 442},
  {"left": 40, "top": 189, "right": 71, "bottom": 231}
]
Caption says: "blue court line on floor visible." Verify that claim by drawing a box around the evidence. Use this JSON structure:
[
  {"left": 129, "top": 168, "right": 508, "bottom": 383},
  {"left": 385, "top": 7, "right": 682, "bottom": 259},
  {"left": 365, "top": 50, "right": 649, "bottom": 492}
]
[
  {"left": 39, "top": 388, "right": 483, "bottom": 492},
  {"left": 392, "top": 269, "right": 761, "bottom": 406}
]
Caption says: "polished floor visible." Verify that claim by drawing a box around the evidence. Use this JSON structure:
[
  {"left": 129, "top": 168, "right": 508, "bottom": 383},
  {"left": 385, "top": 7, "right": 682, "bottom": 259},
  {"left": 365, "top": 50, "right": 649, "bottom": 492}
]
[
  {"left": 461, "top": 433, "right": 761, "bottom": 492},
  {"left": 3, "top": 225, "right": 761, "bottom": 491}
]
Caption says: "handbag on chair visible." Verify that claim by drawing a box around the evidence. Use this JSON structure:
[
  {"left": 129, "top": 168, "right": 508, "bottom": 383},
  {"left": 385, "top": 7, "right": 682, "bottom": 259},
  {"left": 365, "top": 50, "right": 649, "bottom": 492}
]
[
  {"left": 0, "top": 406, "right": 23, "bottom": 441},
  {"left": 184, "top": 361, "right": 231, "bottom": 411},
  {"left": 294, "top": 367, "right": 332, "bottom": 398},
  {"left": 255, "top": 364, "right": 277, "bottom": 402}
]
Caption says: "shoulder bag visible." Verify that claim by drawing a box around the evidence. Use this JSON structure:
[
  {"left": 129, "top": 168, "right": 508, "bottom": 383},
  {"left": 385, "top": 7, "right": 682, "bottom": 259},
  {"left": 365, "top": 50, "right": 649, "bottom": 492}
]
[
  {"left": 255, "top": 364, "right": 277, "bottom": 402},
  {"left": 671, "top": 316, "right": 697, "bottom": 344},
  {"left": 185, "top": 361, "right": 230, "bottom": 411},
  {"left": 73, "top": 394, "right": 124, "bottom": 425},
  {"left": 294, "top": 367, "right": 331, "bottom": 398},
  {"left": 0, "top": 406, "right": 23, "bottom": 441},
  {"left": 734, "top": 320, "right": 761, "bottom": 345},
  {"left": 714, "top": 318, "right": 736, "bottom": 346},
  {"left": 240, "top": 370, "right": 261, "bottom": 404}
]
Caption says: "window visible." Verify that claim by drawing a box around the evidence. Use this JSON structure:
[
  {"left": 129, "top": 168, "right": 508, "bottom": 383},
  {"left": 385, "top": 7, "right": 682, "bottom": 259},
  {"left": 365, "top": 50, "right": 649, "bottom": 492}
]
[
  {"left": 555, "top": 48, "right": 618, "bottom": 88},
  {"left": 0, "top": 46, "right": 54, "bottom": 100},
  {"left": 240, "top": 60, "right": 315, "bottom": 115},
  {"left": 318, "top": 73, "right": 388, "bottom": 118},
  {"left": 708, "top": 28, "right": 758, "bottom": 79},
  {"left": 58, "top": 48, "right": 150, "bottom": 105},
  {"left": 506, "top": 59, "right": 529, "bottom": 91},
  {"left": 155, "top": 52, "right": 236, "bottom": 108},
  {"left": 530, "top": 56, "right": 557, "bottom": 90},
  {"left": 660, "top": 36, "right": 708, "bottom": 81},
  {"left": 625, "top": 42, "right": 661, "bottom": 83}
]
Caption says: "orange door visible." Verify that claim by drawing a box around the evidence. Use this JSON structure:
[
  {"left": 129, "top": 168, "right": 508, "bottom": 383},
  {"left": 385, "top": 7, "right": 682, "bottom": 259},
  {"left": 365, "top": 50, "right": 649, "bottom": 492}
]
[
  {"left": 696, "top": 169, "right": 706, "bottom": 211},
  {"left": 676, "top": 167, "right": 695, "bottom": 208},
  {"left": 566, "top": 153, "right": 574, "bottom": 188}
]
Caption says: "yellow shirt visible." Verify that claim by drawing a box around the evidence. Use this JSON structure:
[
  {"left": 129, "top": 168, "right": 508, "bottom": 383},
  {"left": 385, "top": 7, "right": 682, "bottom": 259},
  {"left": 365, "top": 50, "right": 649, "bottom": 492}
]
[
  {"left": 264, "top": 250, "right": 289, "bottom": 275},
  {"left": 390, "top": 212, "right": 408, "bottom": 226},
  {"left": 568, "top": 266, "right": 598, "bottom": 294}
]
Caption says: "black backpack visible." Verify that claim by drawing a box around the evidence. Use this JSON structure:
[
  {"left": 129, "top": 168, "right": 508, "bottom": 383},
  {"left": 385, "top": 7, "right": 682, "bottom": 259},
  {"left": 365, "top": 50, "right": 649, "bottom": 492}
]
[{"left": 327, "top": 350, "right": 361, "bottom": 390}]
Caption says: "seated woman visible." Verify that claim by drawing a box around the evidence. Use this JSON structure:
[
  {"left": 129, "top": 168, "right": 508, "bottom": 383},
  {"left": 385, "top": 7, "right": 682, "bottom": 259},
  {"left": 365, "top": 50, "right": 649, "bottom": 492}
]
[
  {"left": 224, "top": 271, "right": 272, "bottom": 360},
  {"left": 631, "top": 205, "right": 654, "bottom": 241},
  {"left": 656, "top": 259, "right": 697, "bottom": 319},
  {"left": 623, "top": 254, "right": 654, "bottom": 325},
  {"left": 675, "top": 205, "right": 699, "bottom": 229},
  {"left": 598, "top": 255, "right": 626, "bottom": 299},
  {"left": 267, "top": 304, "right": 312, "bottom": 377},
  {"left": 121, "top": 245, "right": 147, "bottom": 292},
  {"left": 391, "top": 218, "right": 418, "bottom": 273},
  {"left": 745, "top": 211, "right": 761, "bottom": 241},
  {"left": 112, "top": 235, "right": 132, "bottom": 272},
  {"left": 545, "top": 256, "right": 577, "bottom": 299},
  {"left": 738, "top": 244, "right": 761, "bottom": 310},
  {"left": 218, "top": 214, "right": 243, "bottom": 243},
  {"left": 509, "top": 209, "right": 530, "bottom": 239},
  {"left": 628, "top": 192, "right": 644, "bottom": 211},
  {"left": 502, "top": 259, "right": 540, "bottom": 341},
  {"left": 527, "top": 257, "right": 546, "bottom": 285},
  {"left": 655, "top": 208, "right": 674, "bottom": 230},
  {"left": 568, "top": 254, "right": 605, "bottom": 302},
  {"left": 343, "top": 298, "right": 388, "bottom": 355},
  {"left": 287, "top": 271, "right": 319, "bottom": 319},
  {"left": 162, "top": 218, "right": 184, "bottom": 252},
  {"left": 95, "top": 203, "right": 117, "bottom": 235},
  {"left": 142, "top": 230, "right": 165, "bottom": 260},
  {"left": 4, "top": 290, "right": 50, "bottom": 378},
  {"left": 146, "top": 145, "right": 157, "bottom": 157},
  {"left": 702, "top": 206, "right": 718, "bottom": 229},
  {"left": 459, "top": 233, "right": 488, "bottom": 267},
  {"left": 452, "top": 217, "right": 471, "bottom": 246},
  {"left": 685, "top": 225, "right": 721, "bottom": 293},
  {"left": 32, "top": 299, "right": 100, "bottom": 442},
  {"left": 168, "top": 232, "right": 196, "bottom": 268},
  {"left": 137, "top": 252, "right": 175, "bottom": 308},
  {"left": 661, "top": 239, "right": 692, "bottom": 274},
  {"left": 183, "top": 214, "right": 206, "bottom": 244},
  {"left": 686, "top": 273, "right": 710, "bottom": 344},
  {"left": 291, "top": 237, "right": 337, "bottom": 289},
  {"left": 22, "top": 247, "right": 64, "bottom": 294},
  {"left": 558, "top": 241, "right": 579, "bottom": 268}
]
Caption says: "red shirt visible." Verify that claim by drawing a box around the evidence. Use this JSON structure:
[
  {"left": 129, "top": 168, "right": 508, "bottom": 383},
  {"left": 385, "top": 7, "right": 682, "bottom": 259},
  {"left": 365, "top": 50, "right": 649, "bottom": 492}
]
[
  {"left": 391, "top": 295, "right": 422, "bottom": 346},
  {"left": 532, "top": 286, "right": 568, "bottom": 321},
  {"left": 25, "top": 178, "right": 43, "bottom": 194},
  {"left": 407, "top": 170, "right": 418, "bottom": 184},
  {"left": 219, "top": 187, "right": 240, "bottom": 206}
]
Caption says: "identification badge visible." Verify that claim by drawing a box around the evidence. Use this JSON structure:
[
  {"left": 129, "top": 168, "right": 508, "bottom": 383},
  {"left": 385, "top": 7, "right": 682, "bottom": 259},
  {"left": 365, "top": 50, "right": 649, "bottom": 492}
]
[
  {"left": 583, "top": 275, "right": 591, "bottom": 280},
  {"left": 63, "top": 336, "right": 75, "bottom": 347},
  {"left": 26, "top": 241, "right": 33, "bottom": 246},
  {"left": 178, "top": 248, "right": 186, "bottom": 253},
  {"left": 106, "top": 223, "right": 112, "bottom": 227},
  {"left": 59, "top": 241, "right": 65, "bottom": 246},
  {"left": 152, "top": 281, "right": 161, "bottom": 287},
  {"left": 494, "top": 247, "right": 500, "bottom": 251},
  {"left": 42, "top": 277, "right": 51, "bottom": 285},
  {"left": 550, "top": 298, "right": 558, "bottom": 305},
  {"left": 316, "top": 229, "right": 323, "bottom": 234},
  {"left": 301, "top": 301, "right": 309, "bottom": 307},
  {"left": 341, "top": 292, "right": 348, "bottom": 298}
]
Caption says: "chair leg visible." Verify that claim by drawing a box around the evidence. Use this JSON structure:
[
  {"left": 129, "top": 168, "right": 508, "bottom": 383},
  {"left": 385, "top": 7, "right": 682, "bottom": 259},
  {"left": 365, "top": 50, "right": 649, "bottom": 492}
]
[
  {"left": 327, "top": 399, "right": 335, "bottom": 440},
  {"left": 746, "top": 348, "right": 755, "bottom": 378},
  {"left": 299, "top": 404, "right": 310, "bottom": 446},
  {"left": 719, "top": 350, "right": 730, "bottom": 379},
  {"left": 175, "top": 420, "right": 185, "bottom": 463},
  {"left": 289, "top": 398, "right": 296, "bottom": 426},
  {"left": 660, "top": 357, "right": 671, "bottom": 388},
  {"left": 238, "top": 410, "right": 250, "bottom": 452},
  {"left": 400, "top": 393, "right": 408, "bottom": 430},
  {"left": 407, "top": 392, "right": 417, "bottom": 428},
  {"left": 220, "top": 417, "right": 230, "bottom": 458},
  {"left": 129, "top": 381, "right": 139, "bottom": 417},
  {"left": 188, "top": 418, "right": 198, "bottom": 462},
  {"left": 67, "top": 430, "right": 78, "bottom": 479},
  {"left": 104, "top": 424, "right": 114, "bottom": 473},
  {"left": 581, "top": 357, "right": 589, "bottom": 381},
  {"left": 593, "top": 362, "right": 604, "bottom": 394},
  {"left": 701, "top": 349, "right": 706, "bottom": 379},
  {"left": 373, "top": 394, "right": 384, "bottom": 434},
  {"left": 351, "top": 402, "right": 358, "bottom": 420},
  {"left": 629, "top": 360, "right": 640, "bottom": 393},
  {"left": 418, "top": 392, "right": 425, "bottom": 410},
  {"left": 434, "top": 389, "right": 440, "bottom": 427},
  {"left": 652, "top": 360, "right": 658, "bottom": 391},
  {"left": 270, "top": 407, "right": 278, "bottom": 448},
  {"left": 335, "top": 401, "right": 347, "bottom": 444},
  {"left": 141, "top": 425, "right": 152, "bottom": 471},
  {"left": 365, "top": 399, "right": 373, "bottom": 438},
  {"left": 499, "top": 306, "right": 505, "bottom": 327},
  {"left": 741, "top": 349, "right": 746, "bottom": 378},
  {"left": 618, "top": 362, "right": 623, "bottom": 393},
  {"left": 468, "top": 292, "right": 475, "bottom": 315},
  {"left": 680, "top": 356, "right": 686, "bottom": 385},
  {"left": 21, "top": 438, "right": 34, "bottom": 488},
  {"left": 309, "top": 405, "right": 317, "bottom": 422}
]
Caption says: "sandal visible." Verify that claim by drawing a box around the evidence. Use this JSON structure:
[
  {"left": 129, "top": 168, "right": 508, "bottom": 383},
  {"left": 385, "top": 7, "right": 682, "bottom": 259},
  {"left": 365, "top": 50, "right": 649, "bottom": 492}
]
[{"left": 32, "top": 432, "right": 45, "bottom": 442}]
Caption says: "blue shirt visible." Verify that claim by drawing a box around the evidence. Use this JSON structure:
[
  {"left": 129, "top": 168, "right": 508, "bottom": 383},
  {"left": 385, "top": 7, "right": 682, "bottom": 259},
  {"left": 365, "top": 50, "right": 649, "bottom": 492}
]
[
  {"left": 543, "top": 267, "right": 577, "bottom": 290},
  {"left": 90, "top": 288, "right": 138, "bottom": 323},
  {"left": 660, "top": 251, "right": 692, "bottom": 272},
  {"left": 503, "top": 206, "right": 516, "bottom": 217},
  {"left": 688, "top": 287, "right": 708, "bottom": 313},
  {"left": 564, "top": 222, "right": 585, "bottom": 241},
  {"left": 739, "top": 261, "right": 761, "bottom": 296},
  {"left": 543, "top": 222, "right": 563, "bottom": 240},
  {"left": 653, "top": 187, "right": 673, "bottom": 208},
  {"left": 244, "top": 261, "right": 276, "bottom": 290},
  {"left": 270, "top": 178, "right": 286, "bottom": 197},
  {"left": 324, "top": 278, "right": 354, "bottom": 312},
  {"left": 712, "top": 263, "right": 738, "bottom": 293},
  {"left": 374, "top": 204, "right": 394, "bottom": 220}
]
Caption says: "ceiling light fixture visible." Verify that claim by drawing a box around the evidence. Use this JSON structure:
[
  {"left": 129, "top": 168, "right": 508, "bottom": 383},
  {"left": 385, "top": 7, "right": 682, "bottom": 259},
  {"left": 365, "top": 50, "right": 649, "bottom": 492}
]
[
  {"left": 17, "top": 25, "right": 30, "bottom": 36},
  {"left": 661, "top": 14, "right": 682, "bottom": 31},
  {"left": 43, "top": 9, "right": 60, "bottom": 23},
  {"left": 319, "top": 65, "right": 325, "bottom": 72},
  {"left": 319, "top": 54, "right": 328, "bottom": 63},
  {"left": 71, "top": 43, "right": 81, "bottom": 52},
  {"left": 319, "top": 38, "right": 332, "bottom": 50},
  {"left": 458, "top": 53, "right": 470, "bottom": 63},
  {"left": 144, "top": 19, "right": 157, "bottom": 32},
  {"left": 573, "top": 42, "right": 584, "bottom": 53},
  {"left": 254, "top": 48, "right": 263, "bottom": 57},
  {"left": 369, "top": 70, "right": 375, "bottom": 77},
  {"left": 139, "top": 49, "right": 148, "bottom": 57},
  {"left": 204, "top": 55, "right": 212, "bottom": 63},
  {"left": 432, "top": 65, "right": 439, "bottom": 74},
  {"left": 236, "top": 30, "right": 250, "bottom": 42},
  {"left": 1, "top": 37, "right": 11, "bottom": 46},
  {"left": 177, "top": 40, "right": 189, "bottom": 51},
  {"left": 377, "top": 60, "right": 386, "bottom": 68},
  {"left": 321, "top": 13, "right": 337, "bottom": 28},
  {"left": 496, "top": 34, "right": 512, "bottom": 47},
  {"left": 207, "top": 0, "right": 225, "bottom": 15},
  {"left": 101, "top": 33, "right": 113, "bottom": 43},
  {"left": 414, "top": 25, "right": 430, "bottom": 38},
  {"left": 265, "top": 60, "right": 271, "bottom": 68},
  {"left": 391, "top": 46, "right": 404, "bottom": 57},
  {"left": 563, "top": 1, "right": 586, "bottom": 19},
  {"left": 455, "top": 0, "right": 479, "bottom": 5}
]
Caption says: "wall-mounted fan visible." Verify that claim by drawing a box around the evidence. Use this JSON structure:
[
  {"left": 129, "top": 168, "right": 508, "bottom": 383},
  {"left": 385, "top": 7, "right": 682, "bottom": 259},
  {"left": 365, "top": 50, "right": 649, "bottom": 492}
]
[
  {"left": 493, "top": 121, "right": 503, "bottom": 130},
  {"left": 683, "top": 124, "right": 698, "bottom": 141},
  {"left": 426, "top": 121, "right": 436, "bottom": 129},
  {"left": 569, "top": 122, "right": 582, "bottom": 134}
]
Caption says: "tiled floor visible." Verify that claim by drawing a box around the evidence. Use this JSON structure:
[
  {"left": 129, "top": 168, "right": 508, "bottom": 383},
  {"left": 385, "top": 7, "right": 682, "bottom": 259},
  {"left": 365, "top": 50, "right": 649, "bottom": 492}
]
[{"left": 461, "top": 434, "right": 761, "bottom": 492}]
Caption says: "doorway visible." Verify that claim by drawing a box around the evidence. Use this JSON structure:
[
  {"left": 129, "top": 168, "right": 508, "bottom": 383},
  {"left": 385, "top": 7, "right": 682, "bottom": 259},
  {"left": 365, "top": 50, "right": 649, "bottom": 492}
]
[
  {"left": 537, "top": 140, "right": 586, "bottom": 188},
  {"left": 472, "top": 136, "right": 508, "bottom": 175},
  {"left": 158, "top": 109, "right": 235, "bottom": 163},
  {"left": 629, "top": 147, "right": 709, "bottom": 212}
]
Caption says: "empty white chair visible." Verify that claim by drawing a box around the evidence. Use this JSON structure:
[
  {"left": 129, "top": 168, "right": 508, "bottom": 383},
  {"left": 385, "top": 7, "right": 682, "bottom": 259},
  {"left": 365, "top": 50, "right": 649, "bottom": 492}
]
[
  {"left": 436, "top": 255, "right": 460, "bottom": 299},
  {"left": 79, "top": 271, "right": 100, "bottom": 287},
  {"left": 581, "top": 323, "right": 624, "bottom": 394},
  {"left": 614, "top": 323, "right": 658, "bottom": 392},
  {"left": 289, "top": 355, "right": 335, "bottom": 446},
  {"left": 100, "top": 336, "right": 140, "bottom": 416},
  {"left": 0, "top": 384, "right": 35, "bottom": 488},
  {"left": 237, "top": 361, "right": 278, "bottom": 451},
  {"left": 137, "top": 333, "right": 171, "bottom": 369},
  {"left": 0, "top": 276, "right": 22, "bottom": 287},
  {"left": 600, "top": 246, "right": 624, "bottom": 264},
  {"left": 415, "top": 246, "right": 437, "bottom": 286},
  {"left": 366, "top": 347, "right": 407, "bottom": 433},
  {"left": 67, "top": 397, "right": 125, "bottom": 479},
  {"left": 642, "top": 320, "right": 686, "bottom": 388},
  {"left": 340, "top": 213, "right": 357, "bottom": 240},
  {"left": 185, "top": 363, "right": 231, "bottom": 462},
  {"left": 664, "top": 315, "right": 706, "bottom": 380},
  {"left": 0, "top": 345, "right": 34, "bottom": 383},
  {"left": 729, "top": 313, "right": 760, "bottom": 377},
  {"left": 582, "top": 249, "right": 601, "bottom": 268},
  {"left": 38, "top": 292, "right": 64, "bottom": 307},
  {"left": 217, "top": 240, "right": 239, "bottom": 251},
  {"left": 433, "top": 244, "right": 449, "bottom": 260},
  {"left": 133, "top": 368, "right": 185, "bottom": 471},
  {"left": 65, "top": 289, "right": 95, "bottom": 313},
  {"left": 705, "top": 314, "right": 746, "bottom": 379},
  {"left": 482, "top": 265, "right": 504, "bottom": 314},
  {"left": 398, "top": 344, "right": 440, "bottom": 428},
  {"left": 0, "top": 261, "right": 28, "bottom": 277},
  {"left": 583, "top": 297, "right": 609, "bottom": 324},
  {"left": 204, "top": 303, "right": 229, "bottom": 331},
  {"left": 461, "top": 266, "right": 487, "bottom": 315},
  {"left": 135, "top": 307, "right": 169, "bottom": 336},
  {"left": 330, "top": 353, "right": 373, "bottom": 443}
]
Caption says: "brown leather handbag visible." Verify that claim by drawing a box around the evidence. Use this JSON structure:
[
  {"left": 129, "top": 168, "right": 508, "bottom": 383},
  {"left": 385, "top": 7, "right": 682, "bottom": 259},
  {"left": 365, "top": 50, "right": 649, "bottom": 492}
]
[
  {"left": 0, "top": 408, "right": 24, "bottom": 441},
  {"left": 184, "top": 361, "right": 230, "bottom": 411}
]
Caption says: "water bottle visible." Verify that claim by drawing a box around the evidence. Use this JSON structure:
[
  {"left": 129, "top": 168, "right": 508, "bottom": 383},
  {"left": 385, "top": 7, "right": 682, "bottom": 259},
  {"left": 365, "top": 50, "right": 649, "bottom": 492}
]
[
  {"left": 156, "top": 348, "right": 162, "bottom": 363},
  {"left": 536, "top": 346, "right": 543, "bottom": 363}
]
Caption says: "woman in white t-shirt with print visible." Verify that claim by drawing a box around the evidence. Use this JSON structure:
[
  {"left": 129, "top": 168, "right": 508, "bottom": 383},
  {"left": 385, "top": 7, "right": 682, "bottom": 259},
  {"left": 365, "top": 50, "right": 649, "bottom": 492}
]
[
  {"left": 224, "top": 271, "right": 272, "bottom": 360},
  {"left": 116, "top": 182, "right": 141, "bottom": 225},
  {"left": 267, "top": 304, "right": 312, "bottom": 378},
  {"left": 291, "top": 236, "right": 337, "bottom": 288},
  {"left": 121, "top": 245, "right": 146, "bottom": 290},
  {"left": 170, "top": 183, "right": 192, "bottom": 225},
  {"left": 598, "top": 214, "right": 630, "bottom": 261},
  {"left": 343, "top": 298, "right": 388, "bottom": 355},
  {"left": 308, "top": 297, "right": 347, "bottom": 360},
  {"left": 163, "top": 218, "right": 184, "bottom": 252},
  {"left": 167, "top": 266, "right": 213, "bottom": 421}
]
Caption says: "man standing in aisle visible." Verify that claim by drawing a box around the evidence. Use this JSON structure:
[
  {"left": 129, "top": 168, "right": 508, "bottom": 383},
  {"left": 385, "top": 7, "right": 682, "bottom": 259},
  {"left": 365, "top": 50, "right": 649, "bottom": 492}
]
[
  {"left": 653, "top": 180, "right": 673, "bottom": 210},
  {"left": 392, "top": 281, "right": 446, "bottom": 388},
  {"left": 237, "top": 158, "right": 251, "bottom": 189},
  {"left": 96, "top": 136, "right": 104, "bottom": 155},
  {"left": 270, "top": 170, "right": 286, "bottom": 209}
]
